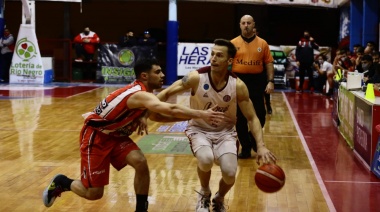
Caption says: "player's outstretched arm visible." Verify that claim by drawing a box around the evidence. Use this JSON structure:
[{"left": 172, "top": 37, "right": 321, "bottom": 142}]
[
  {"left": 128, "top": 91, "right": 224, "bottom": 124},
  {"left": 236, "top": 79, "right": 277, "bottom": 164},
  {"left": 156, "top": 71, "right": 199, "bottom": 102}
]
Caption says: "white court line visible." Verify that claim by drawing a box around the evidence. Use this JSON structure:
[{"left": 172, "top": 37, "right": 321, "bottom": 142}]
[
  {"left": 282, "top": 92, "right": 336, "bottom": 212},
  {"left": 324, "top": 180, "right": 380, "bottom": 184},
  {"left": 65, "top": 86, "right": 102, "bottom": 98}
]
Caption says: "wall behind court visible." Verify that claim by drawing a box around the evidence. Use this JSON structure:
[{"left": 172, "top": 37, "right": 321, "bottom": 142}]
[{"left": 4, "top": 1, "right": 339, "bottom": 47}]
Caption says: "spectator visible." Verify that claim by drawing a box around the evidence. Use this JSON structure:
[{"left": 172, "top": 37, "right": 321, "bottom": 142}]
[
  {"left": 73, "top": 27, "right": 100, "bottom": 62},
  {"left": 230, "top": 15, "right": 275, "bottom": 159},
  {"left": 363, "top": 55, "right": 380, "bottom": 85},
  {"left": 138, "top": 30, "right": 156, "bottom": 47},
  {"left": 352, "top": 43, "right": 362, "bottom": 55},
  {"left": 353, "top": 46, "right": 365, "bottom": 68},
  {"left": 0, "top": 28, "right": 15, "bottom": 82},
  {"left": 119, "top": 30, "right": 137, "bottom": 48},
  {"left": 364, "top": 41, "right": 377, "bottom": 55},
  {"left": 372, "top": 51, "right": 379, "bottom": 64},
  {"left": 313, "top": 54, "right": 333, "bottom": 95},
  {"left": 295, "top": 30, "right": 319, "bottom": 93},
  {"left": 360, "top": 54, "right": 376, "bottom": 79},
  {"left": 334, "top": 48, "right": 354, "bottom": 78}
]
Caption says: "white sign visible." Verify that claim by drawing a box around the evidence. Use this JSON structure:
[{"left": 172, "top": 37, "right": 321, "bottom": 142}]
[
  {"left": 10, "top": 24, "right": 45, "bottom": 84},
  {"left": 177, "top": 42, "right": 213, "bottom": 76}
]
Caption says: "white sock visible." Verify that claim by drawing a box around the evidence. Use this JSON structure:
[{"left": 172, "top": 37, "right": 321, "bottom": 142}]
[{"left": 201, "top": 187, "right": 211, "bottom": 195}]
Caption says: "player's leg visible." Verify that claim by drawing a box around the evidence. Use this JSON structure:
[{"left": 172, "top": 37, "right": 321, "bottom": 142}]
[
  {"left": 212, "top": 153, "right": 237, "bottom": 212},
  {"left": 186, "top": 129, "right": 213, "bottom": 212},
  {"left": 43, "top": 127, "right": 110, "bottom": 207},
  {"left": 195, "top": 146, "right": 214, "bottom": 212},
  {"left": 124, "top": 149, "right": 150, "bottom": 212},
  {"left": 212, "top": 132, "right": 238, "bottom": 211},
  {"left": 110, "top": 135, "right": 149, "bottom": 212}
]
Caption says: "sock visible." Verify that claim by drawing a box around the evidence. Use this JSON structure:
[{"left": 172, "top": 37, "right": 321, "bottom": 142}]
[
  {"left": 56, "top": 175, "right": 74, "bottom": 191},
  {"left": 201, "top": 187, "right": 211, "bottom": 195},
  {"left": 213, "top": 192, "right": 224, "bottom": 202},
  {"left": 136, "top": 194, "right": 148, "bottom": 212}
]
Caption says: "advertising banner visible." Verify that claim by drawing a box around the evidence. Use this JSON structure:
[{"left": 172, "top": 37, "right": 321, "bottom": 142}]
[
  {"left": 338, "top": 85, "right": 356, "bottom": 148},
  {"left": 98, "top": 44, "right": 156, "bottom": 84},
  {"left": 177, "top": 42, "right": 212, "bottom": 76},
  {"left": 354, "top": 97, "right": 373, "bottom": 165},
  {"left": 371, "top": 125, "right": 380, "bottom": 178},
  {"left": 10, "top": 24, "right": 45, "bottom": 84}
]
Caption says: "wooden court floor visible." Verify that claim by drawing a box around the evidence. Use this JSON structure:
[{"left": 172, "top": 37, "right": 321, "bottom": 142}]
[{"left": 0, "top": 84, "right": 334, "bottom": 212}]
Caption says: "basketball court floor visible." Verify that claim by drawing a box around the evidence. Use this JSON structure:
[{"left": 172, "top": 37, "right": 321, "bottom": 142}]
[{"left": 0, "top": 82, "right": 379, "bottom": 212}]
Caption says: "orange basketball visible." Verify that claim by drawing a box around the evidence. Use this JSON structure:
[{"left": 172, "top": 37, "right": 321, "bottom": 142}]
[{"left": 255, "top": 163, "right": 286, "bottom": 193}]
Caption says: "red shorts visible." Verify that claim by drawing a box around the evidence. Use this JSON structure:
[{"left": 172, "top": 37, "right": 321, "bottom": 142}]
[{"left": 80, "top": 125, "right": 140, "bottom": 188}]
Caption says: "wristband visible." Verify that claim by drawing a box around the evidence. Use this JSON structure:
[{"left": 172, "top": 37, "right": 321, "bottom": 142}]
[{"left": 268, "top": 79, "right": 275, "bottom": 83}]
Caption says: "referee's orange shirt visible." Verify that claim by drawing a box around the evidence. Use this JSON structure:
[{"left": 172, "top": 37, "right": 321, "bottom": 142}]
[{"left": 231, "top": 36, "right": 274, "bottom": 74}]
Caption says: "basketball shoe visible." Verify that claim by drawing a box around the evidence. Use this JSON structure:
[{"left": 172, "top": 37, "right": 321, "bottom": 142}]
[
  {"left": 212, "top": 192, "right": 226, "bottom": 212},
  {"left": 42, "top": 174, "right": 67, "bottom": 207},
  {"left": 195, "top": 190, "right": 211, "bottom": 212}
]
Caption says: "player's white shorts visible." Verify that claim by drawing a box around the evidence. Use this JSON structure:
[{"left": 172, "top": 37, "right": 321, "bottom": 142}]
[{"left": 185, "top": 126, "right": 238, "bottom": 160}]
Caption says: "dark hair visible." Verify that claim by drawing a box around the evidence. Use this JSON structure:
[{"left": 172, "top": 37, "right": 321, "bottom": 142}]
[
  {"left": 353, "top": 44, "right": 362, "bottom": 48},
  {"left": 213, "top": 38, "right": 237, "bottom": 58},
  {"left": 356, "top": 46, "right": 365, "bottom": 54},
  {"left": 134, "top": 58, "right": 160, "bottom": 78},
  {"left": 361, "top": 54, "right": 373, "bottom": 62},
  {"left": 319, "top": 54, "right": 327, "bottom": 61}
]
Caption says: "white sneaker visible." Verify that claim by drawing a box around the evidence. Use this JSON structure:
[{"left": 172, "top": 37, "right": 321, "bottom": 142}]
[
  {"left": 75, "top": 58, "right": 83, "bottom": 62},
  {"left": 212, "top": 192, "right": 226, "bottom": 212},
  {"left": 195, "top": 190, "right": 211, "bottom": 212}
]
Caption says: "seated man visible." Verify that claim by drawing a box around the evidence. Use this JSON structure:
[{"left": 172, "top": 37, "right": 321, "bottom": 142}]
[
  {"left": 73, "top": 27, "right": 100, "bottom": 62},
  {"left": 314, "top": 54, "right": 333, "bottom": 95}
]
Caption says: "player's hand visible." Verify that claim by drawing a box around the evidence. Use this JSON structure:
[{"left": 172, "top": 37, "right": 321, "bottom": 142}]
[
  {"left": 309, "top": 37, "right": 314, "bottom": 41},
  {"left": 256, "top": 146, "right": 277, "bottom": 165},
  {"left": 203, "top": 105, "right": 224, "bottom": 127},
  {"left": 137, "top": 115, "right": 149, "bottom": 136}
]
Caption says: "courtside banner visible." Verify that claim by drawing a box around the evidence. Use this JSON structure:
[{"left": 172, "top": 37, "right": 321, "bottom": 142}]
[
  {"left": 10, "top": 24, "right": 45, "bottom": 84},
  {"left": 177, "top": 42, "right": 212, "bottom": 76},
  {"left": 98, "top": 44, "right": 156, "bottom": 84},
  {"left": 371, "top": 133, "right": 380, "bottom": 179}
]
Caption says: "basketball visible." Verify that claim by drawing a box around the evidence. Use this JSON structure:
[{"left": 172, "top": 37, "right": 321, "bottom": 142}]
[{"left": 255, "top": 163, "right": 286, "bottom": 193}]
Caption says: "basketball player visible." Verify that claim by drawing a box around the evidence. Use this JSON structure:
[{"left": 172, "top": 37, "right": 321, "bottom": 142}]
[
  {"left": 156, "top": 39, "right": 277, "bottom": 212},
  {"left": 42, "top": 58, "right": 225, "bottom": 212}
]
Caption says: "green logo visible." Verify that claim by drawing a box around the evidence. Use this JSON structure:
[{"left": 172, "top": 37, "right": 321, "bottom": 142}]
[
  {"left": 15, "top": 38, "right": 37, "bottom": 61},
  {"left": 118, "top": 49, "right": 135, "bottom": 66}
]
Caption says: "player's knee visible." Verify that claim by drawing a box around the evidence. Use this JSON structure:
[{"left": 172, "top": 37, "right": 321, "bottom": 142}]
[
  {"left": 133, "top": 156, "right": 149, "bottom": 173},
  {"left": 222, "top": 168, "right": 236, "bottom": 185},
  {"left": 198, "top": 158, "right": 213, "bottom": 172},
  {"left": 87, "top": 189, "right": 104, "bottom": 200}
]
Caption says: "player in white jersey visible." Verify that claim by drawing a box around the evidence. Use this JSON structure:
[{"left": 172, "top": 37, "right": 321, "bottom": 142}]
[{"left": 157, "top": 39, "right": 277, "bottom": 212}]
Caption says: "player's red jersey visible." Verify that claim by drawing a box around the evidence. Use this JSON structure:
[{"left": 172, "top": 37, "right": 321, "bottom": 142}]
[{"left": 83, "top": 80, "right": 147, "bottom": 137}]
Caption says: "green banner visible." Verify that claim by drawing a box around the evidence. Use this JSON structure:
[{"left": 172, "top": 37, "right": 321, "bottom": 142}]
[
  {"left": 338, "top": 85, "right": 356, "bottom": 148},
  {"left": 97, "top": 44, "right": 157, "bottom": 84}
]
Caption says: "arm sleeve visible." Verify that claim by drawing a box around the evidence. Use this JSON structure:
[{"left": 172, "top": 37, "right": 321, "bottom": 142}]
[
  {"left": 90, "top": 34, "right": 100, "bottom": 44},
  {"left": 73, "top": 34, "right": 82, "bottom": 43},
  {"left": 263, "top": 44, "right": 274, "bottom": 64}
]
